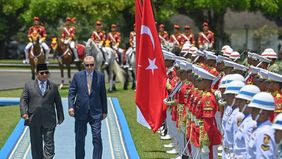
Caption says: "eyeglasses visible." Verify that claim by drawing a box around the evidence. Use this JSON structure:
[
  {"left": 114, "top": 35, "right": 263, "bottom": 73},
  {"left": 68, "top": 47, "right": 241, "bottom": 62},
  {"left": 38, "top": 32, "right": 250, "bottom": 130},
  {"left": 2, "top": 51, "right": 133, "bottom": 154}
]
[
  {"left": 84, "top": 64, "right": 95, "bottom": 67},
  {"left": 39, "top": 71, "right": 49, "bottom": 75}
]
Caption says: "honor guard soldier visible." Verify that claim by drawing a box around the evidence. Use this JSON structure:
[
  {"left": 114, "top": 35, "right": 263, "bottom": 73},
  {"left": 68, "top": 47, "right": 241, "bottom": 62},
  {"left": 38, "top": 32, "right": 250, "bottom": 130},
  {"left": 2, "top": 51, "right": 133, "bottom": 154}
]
[
  {"left": 233, "top": 85, "right": 260, "bottom": 158},
  {"left": 107, "top": 24, "right": 121, "bottom": 50},
  {"left": 247, "top": 92, "right": 276, "bottom": 159},
  {"left": 181, "top": 25, "right": 195, "bottom": 46},
  {"left": 24, "top": 17, "right": 50, "bottom": 64},
  {"left": 61, "top": 17, "right": 79, "bottom": 61},
  {"left": 158, "top": 24, "right": 170, "bottom": 47},
  {"left": 123, "top": 24, "right": 136, "bottom": 68},
  {"left": 191, "top": 67, "right": 222, "bottom": 159},
  {"left": 88, "top": 20, "right": 106, "bottom": 47},
  {"left": 107, "top": 24, "right": 123, "bottom": 63},
  {"left": 161, "top": 51, "right": 176, "bottom": 143},
  {"left": 222, "top": 80, "right": 246, "bottom": 158},
  {"left": 198, "top": 22, "right": 214, "bottom": 50},
  {"left": 170, "top": 24, "right": 183, "bottom": 50},
  {"left": 205, "top": 52, "right": 219, "bottom": 77},
  {"left": 267, "top": 71, "right": 282, "bottom": 121}
]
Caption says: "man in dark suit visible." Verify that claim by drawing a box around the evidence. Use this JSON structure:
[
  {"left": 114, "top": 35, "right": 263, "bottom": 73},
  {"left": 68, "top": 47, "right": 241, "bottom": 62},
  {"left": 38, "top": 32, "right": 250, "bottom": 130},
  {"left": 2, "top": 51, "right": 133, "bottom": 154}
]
[
  {"left": 68, "top": 55, "right": 107, "bottom": 159},
  {"left": 20, "top": 63, "right": 64, "bottom": 159}
]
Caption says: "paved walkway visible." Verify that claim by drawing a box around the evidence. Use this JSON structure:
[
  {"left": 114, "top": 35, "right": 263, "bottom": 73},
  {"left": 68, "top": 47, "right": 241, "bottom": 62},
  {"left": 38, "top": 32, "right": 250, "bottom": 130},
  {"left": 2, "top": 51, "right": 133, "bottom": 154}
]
[{"left": 8, "top": 98, "right": 131, "bottom": 159}]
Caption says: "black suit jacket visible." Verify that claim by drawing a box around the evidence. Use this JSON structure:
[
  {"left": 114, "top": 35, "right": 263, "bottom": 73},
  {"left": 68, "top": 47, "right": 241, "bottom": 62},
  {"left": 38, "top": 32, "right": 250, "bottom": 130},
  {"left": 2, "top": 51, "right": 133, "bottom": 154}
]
[
  {"left": 20, "top": 80, "right": 64, "bottom": 128},
  {"left": 68, "top": 70, "right": 107, "bottom": 120}
]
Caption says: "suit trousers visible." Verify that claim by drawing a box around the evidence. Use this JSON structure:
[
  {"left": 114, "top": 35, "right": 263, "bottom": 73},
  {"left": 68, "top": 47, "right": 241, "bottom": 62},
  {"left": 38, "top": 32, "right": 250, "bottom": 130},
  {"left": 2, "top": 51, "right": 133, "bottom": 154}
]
[
  {"left": 29, "top": 126, "right": 55, "bottom": 159},
  {"left": 75, "top": 112, "right": 102, "bottom": 159}
]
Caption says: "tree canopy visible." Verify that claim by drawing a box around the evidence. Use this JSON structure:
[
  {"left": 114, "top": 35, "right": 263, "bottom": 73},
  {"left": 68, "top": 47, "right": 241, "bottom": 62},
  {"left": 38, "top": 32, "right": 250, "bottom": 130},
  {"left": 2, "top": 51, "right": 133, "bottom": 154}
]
[{"left": 0, "top": 0, "right": 281, "bottom": 57}]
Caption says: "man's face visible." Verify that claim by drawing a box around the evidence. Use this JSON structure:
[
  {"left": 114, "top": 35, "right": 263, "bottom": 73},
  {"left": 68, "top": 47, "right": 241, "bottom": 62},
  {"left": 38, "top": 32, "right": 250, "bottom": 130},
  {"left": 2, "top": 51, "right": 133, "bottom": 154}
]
[
  {"left": 111, "top": 27, "right": 116, "bottom": 32},
  {"left": 95, "top": 24, "right": 102, "bottom": 31},
  {"left": 203, "top": 26, "right": 209, "bottom": 32},
  {"left": 185, "top": 28, "right": 191, "bottom": 33},
  {"left": 159, "top": 27, "right": 164, "bottom": 32},
  {"left": 174, "top": 28, "right": 179, "bottom": 34},
  {"left": 37, "top": 70, "right": 49, "bottom": 81},
  {"left": 84, "top": 57, "right": 95, "bottom": 73},
  {"left": 224, "top": 93, "right": 235, "bottom": 106},
  {"left": 34, "top": 21, "right": 40, "bottom": 26}
]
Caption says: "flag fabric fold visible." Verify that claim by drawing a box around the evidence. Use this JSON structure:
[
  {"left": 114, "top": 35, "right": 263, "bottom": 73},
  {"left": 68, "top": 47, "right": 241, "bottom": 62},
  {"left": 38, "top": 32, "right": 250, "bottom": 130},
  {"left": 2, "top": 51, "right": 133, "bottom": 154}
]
[{"left": 135, "top": 0, "right": 167, "bottom": 132}]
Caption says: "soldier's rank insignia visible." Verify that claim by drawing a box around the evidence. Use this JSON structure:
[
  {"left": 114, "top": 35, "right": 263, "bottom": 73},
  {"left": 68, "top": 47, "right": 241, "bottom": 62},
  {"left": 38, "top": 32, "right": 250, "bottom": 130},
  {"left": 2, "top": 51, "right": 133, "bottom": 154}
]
[{"left": 261, "top": 134, "right": 271, "bottom": 151}]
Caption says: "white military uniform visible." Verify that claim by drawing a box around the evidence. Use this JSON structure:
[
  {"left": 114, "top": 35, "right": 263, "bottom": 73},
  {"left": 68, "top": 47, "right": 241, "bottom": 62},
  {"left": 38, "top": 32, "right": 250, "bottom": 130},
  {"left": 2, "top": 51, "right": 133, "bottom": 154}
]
[
  {"left": 246, "top": 120, "right": 276, "bottom": 159},
  {"left": 222, "top": 105, "right": 233, "bottom": 132},
  {"left": 222, "top": 108, "right": 239, "bottom": 158},
  {"left": 233, "top": 113, "right": 257, "bottom": 158}
]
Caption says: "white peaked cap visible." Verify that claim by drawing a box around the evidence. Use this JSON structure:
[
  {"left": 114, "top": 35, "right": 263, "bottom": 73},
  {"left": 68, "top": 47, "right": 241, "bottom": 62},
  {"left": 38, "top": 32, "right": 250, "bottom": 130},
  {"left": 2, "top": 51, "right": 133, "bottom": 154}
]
[
  {"left": 196, "top": 50, "right": 205, "bottom": 57},
  {"left": 248, "top": 92, "right": 275, "bottom": 111},
  {"left": 261, "top": 48, "right": 277, "bottom": 59},
  {"left": 195, "top": 66, "right": 216, "bottom": 81},
  {"left": 224, "top": 80, "right": 246, "bottom": 95},
  {"left": 258, "top": 68, "right": 268, "bottom": 79},
  {"left": 268, "top": 71, "right": 282, "bottom": 83},
  {"left": 217, "top": 55, "right": 231, "bottom": 63},
  {"left": 223, "top": 60, "right": 236, "bottom": 68},
  {"left": 236, "top": 85, "right": 260, "bottom": 101},
  {"left": 205, "top": 52, "right": 217, "bottom": 60},
  {"left": 185, "top": 62, "right": 193, "bottom": 71},
  {"left": 163, "top": 50, "right": 176, "bottom": 60},
  {"left": 272, "top": 113, "right": 282, "bottom": 130},
  {"left": 233, "top": 63, "right": 247, "bottom": 71}
]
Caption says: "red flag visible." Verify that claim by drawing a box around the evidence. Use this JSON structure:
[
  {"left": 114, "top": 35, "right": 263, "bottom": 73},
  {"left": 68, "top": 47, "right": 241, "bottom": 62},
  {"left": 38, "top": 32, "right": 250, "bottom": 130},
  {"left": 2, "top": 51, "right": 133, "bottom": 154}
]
[{"left": 135, "top": 0, "right": 166, "bottom": 132}]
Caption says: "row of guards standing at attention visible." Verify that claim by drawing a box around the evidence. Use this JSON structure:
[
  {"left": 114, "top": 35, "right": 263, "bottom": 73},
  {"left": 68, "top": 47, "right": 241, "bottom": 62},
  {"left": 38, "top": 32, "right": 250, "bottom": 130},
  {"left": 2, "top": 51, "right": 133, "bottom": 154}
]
[{"left": 159, "top": 45, "right": 282, "bottom": 159}]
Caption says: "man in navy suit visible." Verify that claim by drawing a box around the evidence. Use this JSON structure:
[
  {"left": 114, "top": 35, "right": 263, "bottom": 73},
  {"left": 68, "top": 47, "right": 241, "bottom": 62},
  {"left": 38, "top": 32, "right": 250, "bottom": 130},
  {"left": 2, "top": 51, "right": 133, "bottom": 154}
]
[{"left": 68, "top": 55, "right": 107, "bottom": 159}]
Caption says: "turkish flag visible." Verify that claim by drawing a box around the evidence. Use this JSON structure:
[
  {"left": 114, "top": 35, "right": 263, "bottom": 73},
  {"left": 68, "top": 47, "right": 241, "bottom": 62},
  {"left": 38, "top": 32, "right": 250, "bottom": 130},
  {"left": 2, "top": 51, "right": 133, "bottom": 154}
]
[{"left": 135, "top": 0, "right": 167, "bottom": 132}]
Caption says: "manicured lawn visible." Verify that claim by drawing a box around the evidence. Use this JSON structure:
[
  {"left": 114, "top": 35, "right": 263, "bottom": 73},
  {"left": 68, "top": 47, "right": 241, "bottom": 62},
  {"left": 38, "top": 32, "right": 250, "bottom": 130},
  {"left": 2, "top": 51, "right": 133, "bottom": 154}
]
[
  {"left": 0, "top": 83, "right": 175, "bottom": 158},
  {"left": 0, "top": 105, "right": 20, "bottom": 149}
]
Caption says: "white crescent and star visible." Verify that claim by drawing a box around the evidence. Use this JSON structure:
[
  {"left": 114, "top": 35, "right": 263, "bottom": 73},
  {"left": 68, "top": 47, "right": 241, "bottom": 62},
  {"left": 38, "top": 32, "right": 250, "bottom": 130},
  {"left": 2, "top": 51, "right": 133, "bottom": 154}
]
[
  {"left": 139, "top": 25, "right": 158, "bottom": 74},
  {"left": 141, "top": 25, "right": 155, "bottom": 50},
  {"left": 145, "top": 58, "right": 158, "bottom": 75}
]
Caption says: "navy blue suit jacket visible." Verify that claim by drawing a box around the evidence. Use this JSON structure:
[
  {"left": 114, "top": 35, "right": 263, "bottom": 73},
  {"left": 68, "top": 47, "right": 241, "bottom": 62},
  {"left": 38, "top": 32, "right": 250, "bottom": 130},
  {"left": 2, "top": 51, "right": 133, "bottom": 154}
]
[{"left": 68, "top": 70, "right": 107, "bottom": 120}]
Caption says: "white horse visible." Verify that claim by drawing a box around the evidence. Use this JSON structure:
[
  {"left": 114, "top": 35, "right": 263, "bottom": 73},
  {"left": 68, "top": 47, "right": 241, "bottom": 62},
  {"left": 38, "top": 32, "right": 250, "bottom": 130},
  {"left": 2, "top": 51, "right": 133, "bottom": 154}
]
[
  {"left": 86, "top": 40, "right": 125, "bottom": 92},
  {"left": 103, "top": 46, "right": 125, "bottom": 92},
  {"left": 124, "top": 47, "right": 136, "bottom": 89}
]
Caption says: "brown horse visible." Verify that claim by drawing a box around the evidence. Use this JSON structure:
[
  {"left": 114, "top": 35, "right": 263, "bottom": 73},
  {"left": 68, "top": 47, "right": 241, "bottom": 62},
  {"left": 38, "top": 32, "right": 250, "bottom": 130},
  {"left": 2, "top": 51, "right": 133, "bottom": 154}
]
[
  {"left": 28, "top": 32, "right": 45, "bottom": 80},
  {"left": 51, "top": 37, "right": 84, "bottom": 88}
]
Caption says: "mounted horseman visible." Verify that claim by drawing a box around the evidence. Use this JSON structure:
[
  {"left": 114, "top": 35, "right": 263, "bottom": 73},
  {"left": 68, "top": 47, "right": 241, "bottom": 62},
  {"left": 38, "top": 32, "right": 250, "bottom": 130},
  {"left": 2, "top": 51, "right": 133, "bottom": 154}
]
[
  {"left": 23, "top": 16, "right": 50, "bottom": 64},
  {"left": 60, "top": 17, "right": 80, "bottom": 62},
  {"left": 198, "top": 22, "right": 215, "bottom": 50}
]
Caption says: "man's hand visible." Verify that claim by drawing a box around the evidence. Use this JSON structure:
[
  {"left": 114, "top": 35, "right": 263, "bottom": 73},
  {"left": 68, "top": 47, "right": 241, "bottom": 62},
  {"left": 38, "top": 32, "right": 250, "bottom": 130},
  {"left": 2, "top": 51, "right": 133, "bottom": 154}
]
[
  {"left": 57, "top": 119, "right": 64, "bottom": 125},
  {"left": 102, "top": 113, "right": 107, "bottom": 120},
  {"left": 21, "top": 114, "right": 29, "bottom": 120},
  {"left": 68, "top": 108, "right": 75, "bottom": 117}
]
